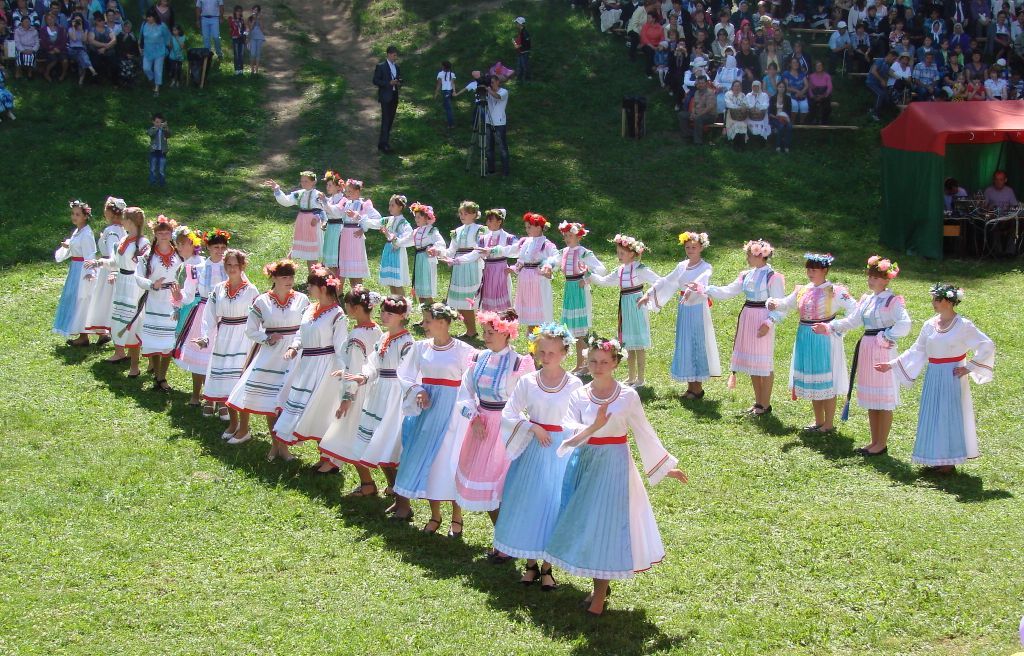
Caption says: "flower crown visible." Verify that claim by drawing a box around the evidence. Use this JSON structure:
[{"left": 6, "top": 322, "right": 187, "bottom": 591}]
[
  {"left": 558, "top": 221, "right": 588, "bottom": 237},
  {"left": 478, "top": 311, "right": 519, "bottom": 339},
  {"left": 149, "top": 214, "right": 178, "bottom": 231},
  {"left": 586, "top": 333, "right": 626, "bottom": 359},
  {"left": 611, "top": 234, "right": 647, "bottom": 255},
  {"left": 323, "top": 169, "right": 344, "bottom": 184},
  {"left": 421, "top": 302, "right": 460, "bottom": 322},
  {"left": 173, "top": 225, "right": 203, "bottom": 247},
  {"left": 804, "top": 252, "right": 835, "bottom": 267},
  {"left": 345, "top": 178, "right": 364, "bottom": 189},
  {"left": 204, "top": 228, "right": 232, "bottom": 245},
  {"left": 523, "top": 212, "right": 551, "bottom": 229},
  {"left": 744, "top": 239, "right": 773, "bottom": 258},
  {"left": 69, "top": 199, "right": 92, "bottom": 217},
  {"left": 380, "top": 295, "right": 410, "bottom": 314},
  {"left": 930, "top": 283, "right": 965, "bottom": 304},
  {"left": 486, "top": 208, "right": 507, "bottom": 221},
  {"left": 528, "top": 322, "right": 574, "bottom": 353},
  {"left": 866, "top": 255, "right": 900, "bottom": 279},
  {"left": 299, "top": 170, "right": 317, "bottom": 180},
  {"left": 104, "top": 196, "right": 127, "bottom": 214},
  {"left": 310, "top": 265, "right": 342, "bottom": 291},
  {"left": 393, "top": 194, "right": 409, "bottom": 206},
  {"left": 410, "top": 202, "right": 436, "bottom": 222},
  {"left": 678, "top": 231, "right": 710, "bottom": 248}
]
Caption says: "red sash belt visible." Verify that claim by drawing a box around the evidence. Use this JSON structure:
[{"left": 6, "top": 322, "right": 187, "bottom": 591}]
[
  {"left": 72, "top": 257, "right": 85, "bottom": 261},
  {"left": 588, "top": 435, "right": 627, "bottom": 445},
  {"left": 929, "top": 354, "right": 966, "bottom": 364},
  {"left": 422, "top": 377, "right": 461, "bottom": 387},
  {"left": 531, "top": 421, "right": 563, "bottom": 432}
]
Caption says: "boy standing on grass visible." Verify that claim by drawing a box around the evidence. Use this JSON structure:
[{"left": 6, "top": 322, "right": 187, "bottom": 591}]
[{"left": 147, "top": 113, "right": 170, "bottom": 187}]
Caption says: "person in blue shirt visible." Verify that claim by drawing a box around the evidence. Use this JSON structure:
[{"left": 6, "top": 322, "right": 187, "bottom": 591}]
[
  {"left": 139, "top": 8, "right": 171, "bottom": 96},
  {"left": 911, "top": 50, "right": 941, "bottom": 100},
  {"left": 867, "top": 50, "right": 897, "bottom": 121},
  {"left": 828, "top": 20, "right": 853, "bottom": 73}
]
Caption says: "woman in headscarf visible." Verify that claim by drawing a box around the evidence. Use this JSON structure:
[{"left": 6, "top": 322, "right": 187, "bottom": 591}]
[
  {"left": 724, "top": 79, "right": 749, "bottom": 150},
  {"left": 714, "top": 52, "right": 743, "bottom": 113},
  {"left": 745, "top": 79, "right": 771, "bottom": 146}
]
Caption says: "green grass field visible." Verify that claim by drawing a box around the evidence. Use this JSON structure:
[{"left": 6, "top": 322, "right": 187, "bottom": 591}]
[{"left": 1, "top": 2, "right": 1023, "bottom": 654}]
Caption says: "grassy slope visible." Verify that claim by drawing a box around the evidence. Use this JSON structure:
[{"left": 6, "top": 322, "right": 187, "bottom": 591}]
[{"left": 1, "top": 2, "right": 1023, "bottom": 655}]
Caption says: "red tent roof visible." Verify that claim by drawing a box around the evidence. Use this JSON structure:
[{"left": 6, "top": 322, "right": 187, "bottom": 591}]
[{"left": 880, "top": 101, "right": 1024, "bottom": 156}]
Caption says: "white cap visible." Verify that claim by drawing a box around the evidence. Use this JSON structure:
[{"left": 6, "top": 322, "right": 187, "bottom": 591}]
[
  {"left": 837, "top": 20, "right": 847, "bottom": 28},
  {"left": 996, "top": 57, "right": 1007, "bottom": 66},
  {"left": 514, "top": 16, "right": 526, "bottom": 25},
  {"left": 692, "top": 56, "right": 708, "bottom": 67}
]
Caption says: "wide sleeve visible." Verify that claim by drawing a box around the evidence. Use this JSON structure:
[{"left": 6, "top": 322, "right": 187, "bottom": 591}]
[
  {"left": 589, "top": 265, "right": 620, "bottom": 288},
  {"left": 362, "top": 212, "right": 384, "bottom": 232},
  {"left": 541, "top": 246, "right": 563, "bottom": 270},
  {"left": 626, "top": 391, "right": 678, "bottom": 485},
  {"left": 199, "top": 288, "right": 218, "bottom": 340},
  {"left": 638, "top": 263, "right": 662, "bottom": 286},
  {"left": 489, "top": 237, "right": 523, "bottom": 259},
  {"left": 273, "top": 188, "right": 298, "bottom": 207},
  {"left": 331, "top": 315, "right": 349, "bottom": 372},
  {"left": 582, "top": 249, "right": 608, "bottom": 277},
  {"left": 342, "top": 337, "right": 371, "bottom": 400},
  {"left": 54, "top": 238, "right": 72, "bottom": 263},
  {"left": 501, "top": 377, "right": 535, "bottom": 460},
  {"left": 430, "top": 229, "right": 447, "bottom": 252},
  {"left": 393, "top": 218, "right": 413, "bottom": 243},
  {"left": 134, "top": 254, "right": 152, "bottom": 290},
  {"left": 397, "top": 342, "right": 425, "bottom": 411},
  {"left": 827, "top": 295, "right": 867, "bottom": 336},
  {"left": 833, "top": 285, "right": 858, "bottom": 318},
  {"left": 361, "top": 341, "right": 383, "bottom": 387},
  {"left": 883, "top": 296, "right": 912, "bottom": 343},
  {"left": 358, "top": 199, "right": 383, "bottom": 231},
  {"left": 768, "top": 287, "right": 798, "bottom": 324},
  {"left": 649, "top": 263, "right": 684, "bottom": 310},
  {"left": 456, "top": 361, "right": 481, "bottom": 420},
  {"left": 245, "top": 299, "right": 269, "bottom": 344},
  {"left": 963, "top": 319, "right": 995, "bottom": 384},
  {"left": 394, "top": 227, "right": 417, "bottom": 248},
  {"left": 556, "top": 391, "right": 592, "bottom": 456},
  {"left": 891, "top": 322, "right": 931, "bottom": 386},
  {"left": 706, "top": 271, "right": 745, "bottom": 300}
]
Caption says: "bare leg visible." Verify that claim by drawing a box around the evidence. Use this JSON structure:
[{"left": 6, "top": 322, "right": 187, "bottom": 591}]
[
  {"left": 626, "top": 350, "right": 638, "bottom": 384},
  {"left": 820, "top": 397, "right": 836, "bottom": 431},
  {"left": 128, "top": 347, "right": 141, "bottom": 376},
  {"left": 389, "top": 286, "right": 404, "bottom": 296},
  {"left": 811, "top": 399, "right": 826, "bottom": 427},
  {"left": 634, "top": 350, "right": 647, "bottom": 386},
  {"left": 449, "top": 501, "right": 464, "bottom": 537},
  {"left": 190, "top": 373, "right": 204, "bottom": 404},
  {"left": 235, "top": 410, "right": 251, "bottom": 436},
  {"left": 391, "top": 492, "right": 411, "bottom": 518},
  {"left": 459, "top": 309, "right": 477, "bottom": 336},
  {"left": 587, "top": 578, "right": 611, "bottom": 614},
  {"left": 349, "top": 278, "right": 364, "bottom": 291},
  {"left": 226, "top": 407, "right": 240, "bottom": 435},
  {"left": 574, "top": 337, "right": 586, "bottom": 373}
]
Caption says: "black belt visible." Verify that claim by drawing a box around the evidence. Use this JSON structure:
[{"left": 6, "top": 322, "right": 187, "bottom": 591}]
[
  {"left": 620, "top": 285, "right": 643, "bottom": 295},
  {"left": 566, "top": 273, "right": 584, "bottom": 281},
  {"left": 379, "top": 369, "right": 397, "bottom": 378},
  {"left": 326, "top": 218, "right": 344, "bottom": 225},
  {"left": 522, "top": 263, "right": 540, "bottom": 269},
  {"left": 302, "top": 346, "right": 335, "bottom": 357},
  {"left": 202, "top": 14, "right": 218, "bottom": 17},
  {"left": 343, "top": 222, "right": 362, "bottom": 228},
  {"left": 479, "top": 399, "right": 507, "bottom": 411},
  {"left": 298, "top": 208, "right": 324, "bottom": 215},
  {"left": 744, "top": 301, "right": 767, "bottom": 308},
  {"left": 863, "top": 328, "right": 884, "bottom": 336},
  {"left": 265, "top": 326, "right": 299, "bottom": 334},
  {"left": 484, "top": 257, "right": 506, "bottom": 263},
  {"left": 800, "top": 315, "right": 836, "bottom": 325},
  {"left": 220, "top": 316, "right": 247, "bottom": 325},
  {"left": 415, "top": 247, "right": 429, "bottom": 253},
  {"left": 119, "top": 268, "right": 134, "bottom": 275},
  {"left": 456, "top": 248, "right": 474, "bottom": 254},
  {"left": 842, "top": 327, "right": 887, "bottom": 421}
]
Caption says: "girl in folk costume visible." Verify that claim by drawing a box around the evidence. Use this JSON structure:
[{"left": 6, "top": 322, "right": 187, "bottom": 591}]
[
  {"left": 53, "top": 199, "right": 98, "bottom": 346},
  {"left": 469, "top": 208, "right": 517, "bottom": 313},
  {"left": 134, "top": 215, "right": 184, "bottom": 392},
  {"left": 590, "top": 234, "right": 661, "bottom": 388},
  {"left": 876, "top": 285, "right": 995, "bottom": 474},
  {"left": 454, "top": 310, "right": 535, "bottom": 544},
  {"left": 327, "top": 296, "right": 414, "bottom": 497},
  {"left": 541, "top": 221, "right": 607, "bottom": 374},
  {"left": 487, "top": 212, "right": 558, "bottom": 334},
  {"left": 641, "top": 231, "right": 721, "bottom": 400},
  {"left": 317, "top": 170, "right": 346, "bottom": 274},
  {"left": 440, "top": 200, "right": 486, "bottom": 338},
  {"left": 224, "top": 259, "right": 309, "bottom": 445},
  {"left": 390, "top": 303, "right": 477, "bottom": 533},
  {"left": 544, "top": 335, "right": 687, "bottom": 617},
  {"left": 397, "top": 202, "right": 446, "bottom": 308},
  {"left": 264, "top": 171, "right": 325, "bottom": 269},
  {"left": 767, "top": 253, "right": 857, "bottom": 433},
  {"left": 323, "top": 178, "right": 381, "bottom": 288},
  {"left": 308, "top": 287, "right": 386, "bottom": 486},
  {"left": 83, "top": 196, "right": 128, "bottom": 343},
  {"left": 364, "top": 194, "right": 413, "bottom": 295},
  {"left": 168, "top": 225, "right": 205, "bottom": 404},
  {"left": 495, "top": 323, "right": 583, "bottom": 587},
  {"left": 270, "top": 267, "right": 349, "bottom": 462},
  {"left": 173, "top": 229, "right": 230, "bottom": 414},
  {"left": 706, "top": 239, "right": 786, "bottom": 416},
  {"left": 107, "top": 207, "right": 149, "bottom": 376},
  {"left": 194, "top": 249, "right": 260, "bottom": 435},
  {"left": 813, "top": 256, "right": 910, "bottom": 455}
]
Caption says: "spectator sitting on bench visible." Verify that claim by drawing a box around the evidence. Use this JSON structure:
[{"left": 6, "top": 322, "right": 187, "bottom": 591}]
[
  {"left": 680, "top": 75, "right": 718, "bottom": 145},
  {"left": 912, "top": 50, "right": 941, "bottom": 99},
  {"left": 828, "top": 21, "right": 852, "bottom": 73},
  {"left": 983, "top": 170, "right": 1018, "bottom": 210}
]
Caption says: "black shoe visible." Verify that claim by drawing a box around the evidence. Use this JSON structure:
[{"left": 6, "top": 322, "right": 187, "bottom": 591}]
[
  {"left": 447, "top": 519, "right": 463, "bottom": 539},
  {"left": 863, "top": 447, "right": 888, "bottom": 457},
  {"left": 388, "top": 510, "right": 414, "bottom": 523}
]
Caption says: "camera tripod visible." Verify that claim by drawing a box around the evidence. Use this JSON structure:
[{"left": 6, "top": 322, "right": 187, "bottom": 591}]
[{"left": 465, "top": 103, "right": 490, "bottom": 177}]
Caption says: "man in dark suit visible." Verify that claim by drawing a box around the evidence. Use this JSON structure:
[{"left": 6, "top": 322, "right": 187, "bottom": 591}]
[{"left": 372, "top": 45, "right": 401, "bottom": 152}]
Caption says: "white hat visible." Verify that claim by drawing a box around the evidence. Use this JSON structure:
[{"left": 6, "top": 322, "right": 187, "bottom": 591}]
[
  {"left": 692, "top": 56, "right": 708, "bottom": 67},
  {"left": 996, "top": 57, "right": 1007, "bottom": 66},
  {"left": 837, "top": 20, "right": 847, "bottom": 27},
  {"left": 514, "top": 16, "right": 526, "bottom": 25}
]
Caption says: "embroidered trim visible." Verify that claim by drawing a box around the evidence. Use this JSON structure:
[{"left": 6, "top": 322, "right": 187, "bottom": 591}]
[
  {"left": 537, "top": 372, "right": 570, "bottom": 393},
  {"left": 269, "top": 290, "right": 295, "bottom": 309},
  {"left": 312, "top": 303, "right": 339, "bottom": 321},
  {"left": 588, "top": 383, "right": 621, "bottom": 405},
  {"left": 118, "top": 235, "right": 139, "bottom": 255},
  {"left": 154, "top": 246, "right": 176, "bottom": 269},
  {"left": 431, "top": 338, "right": 457, "bottom": 351},
  {"left": 226, "top": 281, "right": 250, "bottom": 299}
]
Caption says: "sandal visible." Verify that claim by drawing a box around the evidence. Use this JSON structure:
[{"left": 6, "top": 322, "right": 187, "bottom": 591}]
[
  {"left": 157, "top": 379, "right": 172, "bottom": 393},
  {"left": 540, "top": 566, "right": 559, "bottom": 592},
  {"left": 105, "top": 356, "right": 130, "bottom": 364},
  {"left": 96, "top": 335, "right": 112, "bottom": 346},
  {"left": 383, "top": 486, "right": 395, "bottom": 497},
  {"left": 520, "top": 562, "right": 541, "bottom": 585},
  {"left": 218, "top": 406, "right": 230, "bottom": 421},
  {"left": 202, "top": 404, "right": 215, "bottom": 417},
  {"left": 803, "top": 423, "right": 822, "bottom": 432},
  {"left": 389, "top": 510, "right": 414, "bottom": 522},
  {"left": 447, "top": 519, "right": 464, "bottom": 540},
  {"left": 421, "top": 518, "right": 442, "bottom": 535},
  {"left": 346, "top": 482, "right": 378, "bottom": 497},
  {"left": 487, "top": 549, "right": 513, "bottom": 565}
]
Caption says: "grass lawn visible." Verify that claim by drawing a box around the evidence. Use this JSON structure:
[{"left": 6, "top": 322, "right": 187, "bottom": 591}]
[{"left": 1, "top": 2, "right": 1022, "bottom": 655}]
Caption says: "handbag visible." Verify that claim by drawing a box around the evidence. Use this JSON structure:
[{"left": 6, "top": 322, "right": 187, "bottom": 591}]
[{"left": 728, "top": 107, "right": 749, "bottom": 120}]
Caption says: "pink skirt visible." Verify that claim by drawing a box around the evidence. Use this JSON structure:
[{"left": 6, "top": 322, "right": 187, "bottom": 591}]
[
  {"left": 338, "top": 225, "right": 370, "bottom": 277},
  {"left": 454, "top": 407, "right": 510, "bottom": 512},
  {"left": 172, "top": 298, "right": 210, "bottom": 375},
  {"left": 512, "top": 267, "right": 552, "bottom": 325},
  {"left": 480, "top": 259, "right": 513, "bottom": 311},
  {"left": 731, "top": 304, "right": 775, "bottom": 376},
  {"left": 854, "top": 333, "right": 899, "bottom": 410},
  {"left": 291, "top": 212, "right": 323, "bottom": 261}
]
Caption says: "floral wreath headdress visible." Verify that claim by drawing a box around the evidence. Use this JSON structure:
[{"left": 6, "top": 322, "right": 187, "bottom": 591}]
[
  {"left": 410, "top": 202, "right": 436, "bottom": 223},
  {"left": 866, "top": 255, "right": 900, "bottom": 279},
  {"left": 586, "top": 333, "right": 627, "bottom": 359},
  {"left": 204, "top": 228, "right": 232, "bottom": 245},
  {"left": 104, "top": 196, "right": 127, "bottom": 214},
  {"left": 678, "top": 231, "right": 710, "bottom": 248},
  {"left": 69, "top": 199, "right": 92, "bottom": 217},
  {"left": 299, "top": 170, "right": 317, "bottom": 181},
  {"left": 310, "top": 265, "right": 342, "bottom": 292},
  {"left": 380, "top": 295, "right": 410, "bottom": 314},
  {"left": 149, "top": 214, "right": 179, "bottom": 231},
  {"left": 322, "top": 170, "right": 344, "bottom": 185},
  {"left": 929, "top": 283, "right": 965, "bottom": 304},
  {"left": 804, "top": 252, "right": 835, "bottom": 267},
  {"left": 527, "top": 323, "right": 574, "bottom": 354},
  {"left": 611, "top": 233, "right": 647, "bottom": 255},
  {"left": 485, "top": 208, "right": 507, "bottom": 221},
  {"left": 478, "top": 311, "right": 520, "bottom": 340},
  {"left": 743, "top": 239, "right": 773, "bottom": 258},
  {"left": 421, "top": 302, "right": 460, "bottom": 322},
  {"left": 172, "top": 225, "right": 203, "bottom": 247},
  {"left": 345, "top": 178, "right": 364, "bottom": 189},
  {"left": 523, "top": 212, "right": 551, "bottom": 230},
  {"left": 558, "top": 221, "right": 588, "bottom": 237}
]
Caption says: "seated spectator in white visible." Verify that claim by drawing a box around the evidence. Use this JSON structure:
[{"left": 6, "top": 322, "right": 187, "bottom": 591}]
[
  {"left": 715, "top": 52, "right": 743, "bottom": 113},
  {"left": 889, "top": 52, "right": 913, "bottom": 101},
  {"left": 944, "top": 177, "right": 969, "bottom": 212},
  {"left": 984, "top": 66, "right": 1007, "bottom": 98},
  {"left": 983, "top": 170, "right": 1018, "bottom": 210},
  {"left": 724, "top": 79, "right": 749, "bottom": 150},
  {"left": 745, "top": 79, "right": 771, "bottom": 145}
]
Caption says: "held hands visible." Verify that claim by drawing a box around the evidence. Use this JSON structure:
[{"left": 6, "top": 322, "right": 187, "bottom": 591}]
[
  {"left": 107, "top": 273, "right": 116, "bottom": 285},
  {"left": 84, "top": 259, "right": 100, "bottom": 269},
  {"left": 416, "top": 390, "right": 431, "bottom": 409},
  {"left": 637, "top": 292, "right": 650, "bottom": 308},
  {"left": 170, "top": 282, "right": 183, "bottom": 302},
  {"left": 811, "top": 323, "right": 830, "bottom": 335},
  {"left": 283, "top": 347, "right": 298, "bottom": 360},
  {"left": 343, "top": 372, "right": 368, "bottom": 385},
  {"left": 335, "top": 399, "right": 352, "bottom": 418},
  {"left": 151, "top": 277, "right": 166, "bottom": 291},
  {"left": 540, "top": 266, "right": 553, "bottom": 279},
  {"left": 765, "top": 298, "right": 779, "bottom": 310},
  {"left": 757, "top": 322, "right": 771, "bottom": 338}
]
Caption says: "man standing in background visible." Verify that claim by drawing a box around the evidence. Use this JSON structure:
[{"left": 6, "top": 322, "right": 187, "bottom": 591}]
[
  {"left": 195, "top": 0, "right": 223, "bottom": 57},
  {"left": 373, "top": 45, "right": 401, "bottom": 153},
  {"left": 514, "top": 16, "right": 531, "bottom": 82}
]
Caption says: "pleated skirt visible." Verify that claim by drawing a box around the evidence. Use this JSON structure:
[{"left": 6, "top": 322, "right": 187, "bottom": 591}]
[
  {"left": 670, "top": 303, "right": 710, "bottom": 382},
  {"left": 110, "top": 271, "right": 144, "bottom": 348},
  {"left": 321, "top": 223, "right": 342, "bottom": 268},
  {"left": 790, "top": 324, "right": 834, "bottom": 400},
  {"left": 731, "top": 305, "right": 774, "bottom": 376},
  {"left": 53, "top": 260, "right": 88, "bottom": 337},
  {"left": 226, "top": 341, "right": 294, "bottom": 415},
  {"left": 412, "top": 252, "right": 438, "bottom": 299},
  {"left": 139, "top": 296, "right": 178, "bottom": 356},
  {"left": 338, "top": 226, "right": 370, "bottom": 278},
  {"left": 83, "top": 268, "right": 116, "bottom": 333},
  {"left": 855, "top": 335, "right": 899, "bottom": 410},
  {"left": 455, "top": 407, "right": 509, "bottom": 512},
  {"left": 317, "top": 374, "right": 375, "bottom": 464},
  {"left": 276, "top": 354, "right": 340, "bottom": 443},
  {"left": 480, "top": 260, "right": 513, "bottom": 311},
  {"left": 393, "top": 384, "right": 460, "bottom": 500},
  {"left": 513, "top": 268, "right": 552, "bottom": 326},
  {"left": 356, "top": 379, "right": 406, "bottom": 468},
  {"left": 291, "top": 211, "right": 323, "bottom": 261},
  {"left": 912, "top": 361, "right": 978, "bottom": 466},
  {"left": 172, "top": 297, "right": 210, "bottom": 374},
  {"left": 447, "top": 261, "right": 482, "bottom": 310},
  {"left": 618, "top": 290, "right": 651, "bottom": 350},
  {"left": 201, "top": 324, "right": 251, "bottom": 401},
  {"left": 379, "top": 244, "right": 409, "bottom": 287},
  {"left": 561, "top": 279, "right": 592, "bottom": 338}
]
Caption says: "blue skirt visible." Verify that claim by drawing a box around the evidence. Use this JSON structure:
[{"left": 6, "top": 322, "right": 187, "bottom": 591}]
[
  {"left": 912, "top": 361, "right": 968, "bottom": 465},
  {"left": 670, "top": 303, "right": 710, "bottom": 382},
  {"left": 413, "top": 252, "right": 435, "bottom": 298},
  {"left": 393, "top": 383, "right": 459, "bottom": 498},
  {"left": 618, "top": 290, "right": 651, "bottom": 350},
  {"left": 791, "top": 323, "right": 833, "bottom": 399},
  {"left": 53, "top": 259, "right": 84, "bottom": 337},
  {"left": 493, "top": 429, "right": 569, "bottom": 559},
  {"left": 379, "top": 243, "right": 403, "bottom": 286},
  {"left": 545, "top": 443, "right": 632, "bottom": 578},
  {"left": 175, "top": 294, "right": 201, "bottom": 335},
  {"left": 0, "top": 88, "right": 13, "bottom": 111},
  {"left": 321, "top": 223, "right": 342, "bottom": 267}
]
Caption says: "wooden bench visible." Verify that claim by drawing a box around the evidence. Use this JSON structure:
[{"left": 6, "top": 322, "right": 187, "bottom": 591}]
[{"left": 711, "top": 122, "right": 857, "bottom": 130}]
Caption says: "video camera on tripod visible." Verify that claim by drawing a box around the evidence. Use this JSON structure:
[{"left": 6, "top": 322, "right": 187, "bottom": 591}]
[{"left": 474, "top": 74, "right": 493, "bottom": 105}]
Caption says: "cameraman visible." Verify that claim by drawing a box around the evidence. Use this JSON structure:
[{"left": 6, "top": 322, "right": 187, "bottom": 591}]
[{"left": 485, "top": 74, "right": 509, "bottom": 177}]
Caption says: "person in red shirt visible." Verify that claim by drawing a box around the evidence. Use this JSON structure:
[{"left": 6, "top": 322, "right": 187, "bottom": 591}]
[
  {"left": 228, "top": 4, "right": 246, "bottom": 75},
  {"left": 639, "top": 11, "right": 664, "bottom": 78}
]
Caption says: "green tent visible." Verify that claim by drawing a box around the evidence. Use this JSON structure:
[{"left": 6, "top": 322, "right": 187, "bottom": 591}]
[{"left": 879, "top": 101, "right": 1024, "bottom": 259}]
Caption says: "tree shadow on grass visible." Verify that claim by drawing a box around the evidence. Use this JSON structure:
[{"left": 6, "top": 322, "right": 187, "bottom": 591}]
[
  {"left": 781, "top": 427, "right": 1013, "bottom": 504},
  {"left": 87, "top": 361, "right": 687, "bottom": 656}
]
